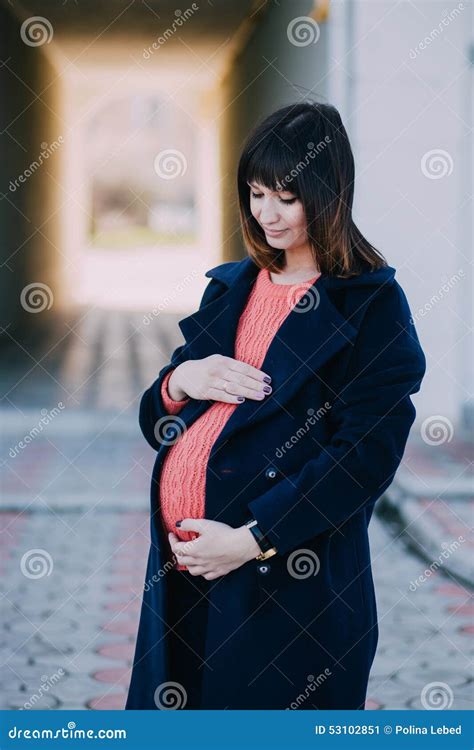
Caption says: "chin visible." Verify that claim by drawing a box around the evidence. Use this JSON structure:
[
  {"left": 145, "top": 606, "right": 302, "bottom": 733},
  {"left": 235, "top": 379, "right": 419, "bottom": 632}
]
[{"left": 266, "top": 237, "right": 290, "bottom": 248}]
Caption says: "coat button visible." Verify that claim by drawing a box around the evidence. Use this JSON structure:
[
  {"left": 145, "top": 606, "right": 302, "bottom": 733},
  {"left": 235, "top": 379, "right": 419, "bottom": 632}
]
[
  {"left": 265, "top": 467, "right": 278, "bottom": 480},
  {"left": 257, "top": 563, "right": 271, "bottom": 575}
]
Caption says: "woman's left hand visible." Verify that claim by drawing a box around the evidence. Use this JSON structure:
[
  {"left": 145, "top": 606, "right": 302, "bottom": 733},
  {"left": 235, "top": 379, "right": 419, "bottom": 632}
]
[{"left": 168, "top": 518, "right": 262, "bottom": 579}]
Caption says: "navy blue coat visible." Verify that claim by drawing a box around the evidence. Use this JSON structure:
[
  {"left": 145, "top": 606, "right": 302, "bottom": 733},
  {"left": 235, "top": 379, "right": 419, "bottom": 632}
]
[{"left": 125, "top": 255, "right": 426, "bottom": 710}]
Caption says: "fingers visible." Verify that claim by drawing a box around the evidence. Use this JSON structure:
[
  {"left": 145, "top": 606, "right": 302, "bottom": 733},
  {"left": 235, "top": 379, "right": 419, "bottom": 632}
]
[
  {"left": 176, "top": 518, "right": 206, "bottom": 534},
  {"left": 226, "top": 358, "right": 272, "bottom": 386},
  {"left": 219, "top": 373, "right": 271, "bottom": 398},
  {"left": 207, "top": 384, "right": 269, "bottom": 403},
  {"left": 204, "top": 356, "right": 272, "bottom": 403},
  {"left": 175, "top": 554, "right": 202, "bottom": 566},
  {"left": 186, "top": 565, "right": 213, "bottom": 576},
  {"left": 187, "top": 566, "right": 222, "bottom": 580},
  {"left": 207, "top": 374, "right": 272, "bottom": 403}
]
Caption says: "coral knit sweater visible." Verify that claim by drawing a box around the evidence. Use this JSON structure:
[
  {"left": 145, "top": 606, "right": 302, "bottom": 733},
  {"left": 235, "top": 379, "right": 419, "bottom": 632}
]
[{"left": 159, "top": 267, "right": 321, "bottom": 569}]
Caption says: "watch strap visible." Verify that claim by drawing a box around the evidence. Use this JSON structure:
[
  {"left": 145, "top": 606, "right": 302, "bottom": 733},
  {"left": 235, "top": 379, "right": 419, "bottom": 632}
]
[{"left": 245, "top": 517, "right": 277, "bottom": 555}]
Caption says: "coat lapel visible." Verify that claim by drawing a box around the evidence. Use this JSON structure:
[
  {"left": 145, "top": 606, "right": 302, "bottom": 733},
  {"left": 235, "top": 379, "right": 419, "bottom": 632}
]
[{"left": 177, "top": 256, "right": 359, "bottom": 447}]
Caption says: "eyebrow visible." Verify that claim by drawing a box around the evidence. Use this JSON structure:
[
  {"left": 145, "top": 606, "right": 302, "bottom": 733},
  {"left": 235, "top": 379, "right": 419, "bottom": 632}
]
[{"left": 247, "top": 181, "right": 295, "bottom": 194}]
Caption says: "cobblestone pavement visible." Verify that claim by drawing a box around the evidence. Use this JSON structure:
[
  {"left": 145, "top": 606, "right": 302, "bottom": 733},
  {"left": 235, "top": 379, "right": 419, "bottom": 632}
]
[
  {"left": 1, "top": 500, "right": 472, "bottom": 711},
  {"left": 386, "top": 437, "right": 473, "bottom": 587},
  {"left": 1, "top": 307, "right": 472, "bottom": 711}
]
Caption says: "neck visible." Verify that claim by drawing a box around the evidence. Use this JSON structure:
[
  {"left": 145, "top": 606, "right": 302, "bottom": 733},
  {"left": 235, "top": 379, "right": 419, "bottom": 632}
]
[
  {"left": 281, "top": 245, "right": 319, "bottom": 277},
  {"left": 281, "top": 245, "right": 319, "bottom": 275}
]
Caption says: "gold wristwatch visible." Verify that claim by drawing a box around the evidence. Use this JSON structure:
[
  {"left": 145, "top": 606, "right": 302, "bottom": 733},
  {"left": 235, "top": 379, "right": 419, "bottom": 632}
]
[{"left": 244, "top": 518, "right": 278, "bottom": 560}]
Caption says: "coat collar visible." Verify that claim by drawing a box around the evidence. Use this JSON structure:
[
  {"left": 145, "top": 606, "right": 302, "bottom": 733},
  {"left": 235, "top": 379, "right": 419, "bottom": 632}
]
[{"left": 177, "top": 256, "right": 396, "bottom": 448}]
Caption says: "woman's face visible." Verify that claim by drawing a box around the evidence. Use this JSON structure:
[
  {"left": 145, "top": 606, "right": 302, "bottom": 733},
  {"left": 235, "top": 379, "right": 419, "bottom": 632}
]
[{"left": 247, "top": 180, "right": 308, "bottom": 250}]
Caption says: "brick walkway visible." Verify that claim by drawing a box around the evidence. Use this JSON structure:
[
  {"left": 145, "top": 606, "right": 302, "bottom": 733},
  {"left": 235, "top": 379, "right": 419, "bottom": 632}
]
[{"left": 1, "top": 307, "right": 472, "bottom": 710}]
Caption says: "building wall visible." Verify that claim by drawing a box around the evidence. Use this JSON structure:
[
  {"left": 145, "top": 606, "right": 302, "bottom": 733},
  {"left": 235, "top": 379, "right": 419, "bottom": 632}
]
[
  {"left": 219, "top": 0, "right": 329, "bottom": 262},
  {"left": 219, "top": 0, "right": 473, "bottom": 426},
  {"left": 330, "top": 0, "right": 472, "bottom": 427},
  {"left": 0, "top": 4, "right": 65, "bottom": 344}
]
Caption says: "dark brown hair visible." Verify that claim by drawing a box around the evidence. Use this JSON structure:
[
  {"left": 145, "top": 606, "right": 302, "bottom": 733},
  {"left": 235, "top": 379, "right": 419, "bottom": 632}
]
[{"left": 237, "top": 101, "right": 387, "bottom": 277}]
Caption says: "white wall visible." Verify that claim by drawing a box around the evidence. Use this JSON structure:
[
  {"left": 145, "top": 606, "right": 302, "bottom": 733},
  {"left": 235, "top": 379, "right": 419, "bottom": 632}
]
[{"left": 329, "top": 0, "right": 473, "bottom": 427}]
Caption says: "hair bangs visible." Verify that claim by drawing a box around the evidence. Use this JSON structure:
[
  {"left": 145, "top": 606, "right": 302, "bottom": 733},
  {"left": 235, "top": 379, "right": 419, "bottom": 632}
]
[{"left": 245, "top": 136, "right": 303, "bottom": 196}]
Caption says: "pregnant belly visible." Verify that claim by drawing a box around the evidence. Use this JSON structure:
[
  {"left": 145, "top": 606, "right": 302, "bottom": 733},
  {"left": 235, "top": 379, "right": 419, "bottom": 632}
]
[{"left": 159, "top": 400, "right": 237, "bottom": 542}]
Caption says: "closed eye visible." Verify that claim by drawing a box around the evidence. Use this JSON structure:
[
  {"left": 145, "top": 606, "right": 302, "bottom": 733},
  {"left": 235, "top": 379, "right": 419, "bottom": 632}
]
[{"left": 250, "top": 191, "right": 297, "bottom": 205}]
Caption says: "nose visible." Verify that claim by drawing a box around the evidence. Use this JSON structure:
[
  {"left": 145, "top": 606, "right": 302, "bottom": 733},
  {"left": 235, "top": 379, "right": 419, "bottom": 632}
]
[{"left": 258, "top": 197, "right": 280, "bottom": 225}]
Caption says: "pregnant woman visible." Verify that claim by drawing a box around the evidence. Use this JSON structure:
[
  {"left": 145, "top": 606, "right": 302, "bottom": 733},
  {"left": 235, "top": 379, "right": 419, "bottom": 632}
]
[{"left": 126, "top": 101, "right": 426, "bottom": 710}]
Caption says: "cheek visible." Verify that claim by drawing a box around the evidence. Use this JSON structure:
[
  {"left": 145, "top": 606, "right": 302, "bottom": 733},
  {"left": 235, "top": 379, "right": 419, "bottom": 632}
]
[
  {"left": 249, "top": 199, "right": 260, "bottom": 218},
  {"left": 284, "top": 204, "right": 306, "bottom": 231}
]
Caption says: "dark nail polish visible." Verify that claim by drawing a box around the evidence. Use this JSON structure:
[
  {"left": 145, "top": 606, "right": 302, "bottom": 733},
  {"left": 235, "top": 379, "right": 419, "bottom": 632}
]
[
  {"left": 176, "top": 521, "right": 182, "bottom": 527},
  {"left": 263, "top": 386, "right": 271, "bottom": 393},
  {"left": 263, "top": 376, "right": 272, "bottom": 383},
  {"left": 237, "top": 396, "right": 245, "bottom": 402}
]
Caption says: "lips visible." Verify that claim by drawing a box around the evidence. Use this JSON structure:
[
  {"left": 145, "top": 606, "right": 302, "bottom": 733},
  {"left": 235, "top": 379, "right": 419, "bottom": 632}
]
[{"left": 263, "top": 227, "right": 287, "bottom": 236}]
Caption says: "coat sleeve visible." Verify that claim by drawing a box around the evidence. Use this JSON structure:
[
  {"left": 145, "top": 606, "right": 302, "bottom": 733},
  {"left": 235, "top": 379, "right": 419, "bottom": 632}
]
[
  {"left": 247, "top": 281, "right": 426, "bottom": 556},
  {"left": 138, "top": 277, "right": 224, "bottom": 451}
]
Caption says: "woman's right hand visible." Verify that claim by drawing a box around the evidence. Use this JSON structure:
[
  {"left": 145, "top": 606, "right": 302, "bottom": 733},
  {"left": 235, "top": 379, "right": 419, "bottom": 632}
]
[{"left": 167, "top": 354, "right": 272, "bottom": 404}]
